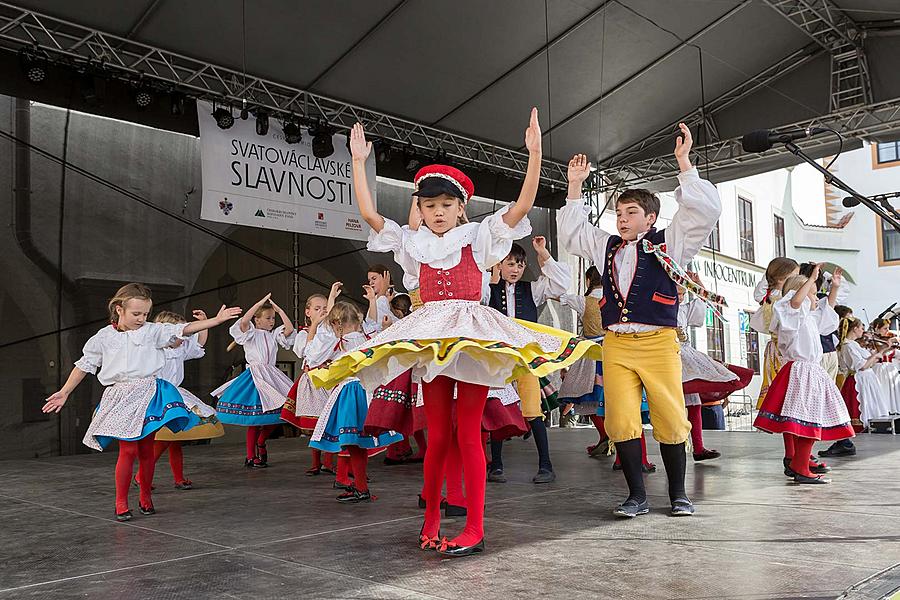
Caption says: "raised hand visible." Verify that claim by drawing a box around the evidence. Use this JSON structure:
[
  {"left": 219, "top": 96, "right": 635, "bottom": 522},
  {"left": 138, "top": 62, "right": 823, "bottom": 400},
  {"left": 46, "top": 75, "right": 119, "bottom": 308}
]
[
  {"left": 329, "top": 282, "right": 343, "bottom": 300},
  {"left": 42, "top": 390, "right": 68, "bottom": 413},
  {"left": 383, "top": 270, "right": 393, "bottom": 298},
  {"left": 363, "top": 284, "right": 377, "bottom": 303},
  {"left": 532, "top": 236, "right": 547, "bottom": 253},
  {"left": 215, "top": 305, "right": 243, "bottom": 323},
  {"left": 567, "top": 154, "right": 591, "bottom": 188},
  {"left": 192, "top": 309, "right": 208, "bottom": 321},
  {"left": 524, "top": 107, "right": 542, "bottom": 155},
  {"left": 490, "top": 264, "right": 501, "bottom": 285},
  {"left": 831, "top": 267, "right": 843, "bottom": 288},
  {"left": 674, "top": 122, "right": 693, "bottom": 171},
  {"left": 349, "top": 122, "right": 372, "bottom": 161}
]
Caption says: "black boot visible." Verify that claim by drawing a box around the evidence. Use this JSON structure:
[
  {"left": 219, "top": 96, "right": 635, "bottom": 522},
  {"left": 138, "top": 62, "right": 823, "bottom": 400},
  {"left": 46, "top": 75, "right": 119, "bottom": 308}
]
[{"left": 659, "top": 442, "right": 694, "bottom": 516}]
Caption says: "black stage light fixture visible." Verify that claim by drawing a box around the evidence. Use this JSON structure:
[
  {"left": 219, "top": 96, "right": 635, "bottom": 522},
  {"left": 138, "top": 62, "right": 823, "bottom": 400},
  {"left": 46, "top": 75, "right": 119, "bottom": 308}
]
[
  {"left": 20, "top": 47, "right": 47, "bottom": 84},
  {"left": 255, "top": 110, "right": 269, "bottom": 135},
  {"left": 240, "top": 98, "right": 249, "bottom": 120},
  {"left": 310, "top": 122, "right": 335, "bottom": 158},
  {"left": 169, "top": 91, "right": 185, "bottom": 116},
  {"left": 134, "top": 84, "right": 153, "bottom": 109},
  {"left": 283, "top": 118, "right": 302, "bottom": 144},
  {"left": 403, "top": 143, "right": 420, "bottom": 172},
  {"left": 373, "top": 139, "right": 392, "bottom": 163},
  {"left": 213, "top": 104, "right": 234, "bottom": 129}
]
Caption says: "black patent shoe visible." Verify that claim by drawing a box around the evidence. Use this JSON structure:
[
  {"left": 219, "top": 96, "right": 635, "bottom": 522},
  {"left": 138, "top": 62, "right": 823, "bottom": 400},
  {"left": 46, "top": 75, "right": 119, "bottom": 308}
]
[
  {"left": 613, "top": 498, "right": 650, "bottom": 518},
  {"left": 334, "top": 480, "right": 354, "bottom": 491},
  {"left": 417, "top": 494, "right": 448, "bottom": 509},
  {"left": 115, "top": 510, "right": 133, "bottom": 522},
  {"left": 437, "top": 538, "right": 485, "bottom": 557},
  {"left": 670, "top": 497, "right": 695, "bottom": 516},
  {"left": 138, "top": 504, "right": 156, "bottom": 516},
  {"left": 244, "top": 458, "right": 255, "bottom": 468},
  {"left": 444, "top": 504, "right": 467, "bottom": 517},
  {"left": 818, "top": 442, "right": 856, "bottom": 457}
]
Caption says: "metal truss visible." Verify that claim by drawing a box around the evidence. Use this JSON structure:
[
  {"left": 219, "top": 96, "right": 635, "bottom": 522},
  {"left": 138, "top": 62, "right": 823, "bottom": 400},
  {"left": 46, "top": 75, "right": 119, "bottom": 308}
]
[
  {"left": 605, "top": 45, "right": 826, "bottom": 169},
  {"left": 762, "top": 0, "right": 872, "bottom": 110},
  {"left": 598, "top": 96, "right": 900, "bottom": 190},
  {"left": 0, "top": 2, "right": 570, "bottom": 187}
]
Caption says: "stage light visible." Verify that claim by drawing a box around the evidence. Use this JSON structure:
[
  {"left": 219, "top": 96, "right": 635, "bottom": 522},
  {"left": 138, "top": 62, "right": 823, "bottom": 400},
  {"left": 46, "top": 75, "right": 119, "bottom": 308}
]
[
  {"left": 169, "top": 91, "right": 185, "bottom": 116},
  {"left": 283, "top": 119, "right": 302, "bottom": 144},
  {"left": 403, "top": 143, "right": 420, "bottom": 172},
  {"left": 134, "top": 85, "right": 153, "bottom": 109},
  {"left": 20, "top": 48, "right": 46, "bottom": 84},
  {"left": 80, "top": 73, "right": 104, "bottom": 106},
  {"left": 240, "top": 98, "right": 249, "bottom": 120},
  {"left": 310, "top": 122, "right": 335, "bottom": 158},
  {"left": 213, "top": 105, "right": 234, "bottom": 129},
  {"left": 255, "top": 110, "right": 269, "bottom": 135},
  {"left": 374, "top": 139, "right": 391, "bottom": 163}
]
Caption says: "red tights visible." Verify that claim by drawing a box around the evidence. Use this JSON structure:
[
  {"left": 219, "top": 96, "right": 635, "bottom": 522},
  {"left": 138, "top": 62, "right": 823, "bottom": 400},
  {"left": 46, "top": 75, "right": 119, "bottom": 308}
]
[
  {"left": 246, "top": 425, "right": 277, "bottom": 460},
  {"left": 418, "top": 432, "right": 465, "bottom": 506},
  {"left": 347, "top": 446, "right": 369, "bottom": 493},
  {"left": 687, "top": 405, "right": 706, "bottom": 453},
  {"left": 336, "top": 455, "right": 352, "bottom": 486},
  {"left": 135, "top": 440, "right": 187, "bottom": 486},
  {"left": 115, "top": 437, "right": 156, "bottom": 514},
  {"left": 789, "top": 435, "right": 816, "bottom": 477},
  {"left": 310, "top": 449, "right": 334, "bottom": 470},
  {"left": 421, "top": 376, "right": 488, "bottom": 547}
]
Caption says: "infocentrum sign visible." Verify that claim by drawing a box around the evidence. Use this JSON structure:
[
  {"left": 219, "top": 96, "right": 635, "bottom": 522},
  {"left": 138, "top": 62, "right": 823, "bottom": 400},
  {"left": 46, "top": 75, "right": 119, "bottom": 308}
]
[{"left": 692, "top": 254, "right": 760, "bottom": 290}]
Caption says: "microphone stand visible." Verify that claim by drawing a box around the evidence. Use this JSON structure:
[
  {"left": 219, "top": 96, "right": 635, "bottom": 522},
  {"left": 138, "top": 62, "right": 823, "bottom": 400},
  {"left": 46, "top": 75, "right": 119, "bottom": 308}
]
[{"left": 784, "top": 141, "right": 900, "bottom": 232}]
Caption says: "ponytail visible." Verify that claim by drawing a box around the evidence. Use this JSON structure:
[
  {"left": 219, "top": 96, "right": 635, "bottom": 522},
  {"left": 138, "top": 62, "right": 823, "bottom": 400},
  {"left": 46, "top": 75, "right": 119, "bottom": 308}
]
[{"left": 838, "top": 317, "right": 862, "bottom": 350}]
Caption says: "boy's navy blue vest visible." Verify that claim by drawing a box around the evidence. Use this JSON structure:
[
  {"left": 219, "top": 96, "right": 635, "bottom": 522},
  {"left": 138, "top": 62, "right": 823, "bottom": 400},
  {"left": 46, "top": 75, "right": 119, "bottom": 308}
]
[
  {"left": 489, "top": 281, "right": 538, "bottom": 323},
  {"left": 600, "top": 228, "right": 679, "bottom": 328}
]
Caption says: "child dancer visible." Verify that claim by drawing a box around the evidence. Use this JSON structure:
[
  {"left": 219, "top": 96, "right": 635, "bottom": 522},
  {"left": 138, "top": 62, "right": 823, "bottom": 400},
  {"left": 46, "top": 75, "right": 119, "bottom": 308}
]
[
  {"left": 679, "top": 274, "right": 753, "bottom": 461},
  {"left": 558, "top": 124, "right": 721, "bottom": 517},
  {"left": 42, "top": 283, "right": 239, "bottom": 520},
  {"left": 309, "top": 300, "right": 403, "bottom": 502},
  {"left": 819, "top": 305, "right": 857, "bottom": 457},
  {"left": 488, "top": 236, "right": 570, "bottom": 484},
  {"left": 312, "top": 110, "right": 600, "bottom": 556},
  {"left": 137, "top": 310, "right": 225, "bottom": 490},
  {"left": 838, "top": 317, "right": 890, "bottom": 431},
  {"left": 283, "top": 289, "right": 336, "bottom": 475},
  {"left": 557, "top": 266, "right": 607, "bottom": 452},
  {"left": 754, "top": 265, "right": 854, "bottom": 483},
  {"left": 213, "top": 293, "right": 295, "bottom": 468}
]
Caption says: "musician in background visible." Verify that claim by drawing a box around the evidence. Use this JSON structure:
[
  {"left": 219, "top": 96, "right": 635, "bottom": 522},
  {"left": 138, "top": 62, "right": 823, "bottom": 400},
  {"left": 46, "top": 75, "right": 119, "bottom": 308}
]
[{"left": 868, "top": 318, "right": 900, "bottom": 417}]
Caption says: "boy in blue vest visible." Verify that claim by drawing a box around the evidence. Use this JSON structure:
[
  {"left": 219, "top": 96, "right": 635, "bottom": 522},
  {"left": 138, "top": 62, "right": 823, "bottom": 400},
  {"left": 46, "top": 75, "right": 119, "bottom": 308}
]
[
  {"left": 558, "top": 124, "right": 721, "bottom": 517},
  {"left": 488, "top": 236, "right": 570, "bottom": 484}
]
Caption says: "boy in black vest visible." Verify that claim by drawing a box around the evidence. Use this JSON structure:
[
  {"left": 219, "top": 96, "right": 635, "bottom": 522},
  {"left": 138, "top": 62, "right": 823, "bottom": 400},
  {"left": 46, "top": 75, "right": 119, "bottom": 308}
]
[
  {"left": 558, "top": 124, "right": 721, "bottom": 517},
  {"left": 488, "top": 236, "right": 570, "bottom": 484}
]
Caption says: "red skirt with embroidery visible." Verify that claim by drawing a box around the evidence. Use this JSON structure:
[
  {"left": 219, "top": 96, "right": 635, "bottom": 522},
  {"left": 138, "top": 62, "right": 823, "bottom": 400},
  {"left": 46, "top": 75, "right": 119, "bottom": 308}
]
[
  {"left": 362, "top": 370, "right": 415, "bottom": 437},
  {"left": 481, "top": 398, "right": 528, "bottom": 440},
  {"left": 281, "top": 377, "right": 319, "bottom": 432},
  {"left": 683, "top": 364, "right": 755, "bottom": 402},
  {"left": 840, "top": 375, "right": 864, "bottom": 433},
  {"left": 754, "top": 362, "right": 855, "bottom": 441}
]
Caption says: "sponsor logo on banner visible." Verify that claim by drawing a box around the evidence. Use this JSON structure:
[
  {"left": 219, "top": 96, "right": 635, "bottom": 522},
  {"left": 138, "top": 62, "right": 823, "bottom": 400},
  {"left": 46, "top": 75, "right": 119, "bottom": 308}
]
[{"left": 197, "top": 100, "right": 376, "bottom": 241}]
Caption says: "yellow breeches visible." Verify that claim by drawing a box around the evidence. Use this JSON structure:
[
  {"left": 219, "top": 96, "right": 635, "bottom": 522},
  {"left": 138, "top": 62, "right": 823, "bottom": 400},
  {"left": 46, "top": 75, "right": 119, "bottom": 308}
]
[
  {"left": 517, "top": 374, "right": 542, "bottom": 419},
  {"left": 601, "top": 328, "right": 691, "bottom": 445}
]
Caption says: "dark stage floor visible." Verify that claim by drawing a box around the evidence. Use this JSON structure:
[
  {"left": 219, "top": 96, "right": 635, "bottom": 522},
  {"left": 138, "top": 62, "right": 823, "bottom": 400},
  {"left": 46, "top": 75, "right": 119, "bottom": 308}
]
[{"left": 2, "top": 428, "right": 900, "bottom": 600}]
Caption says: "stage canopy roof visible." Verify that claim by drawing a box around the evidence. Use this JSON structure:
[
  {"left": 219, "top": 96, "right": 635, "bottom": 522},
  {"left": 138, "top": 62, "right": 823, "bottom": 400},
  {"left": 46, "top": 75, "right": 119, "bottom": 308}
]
[{"left": 1, "top": 0, "right": 899, "bottom": 205}]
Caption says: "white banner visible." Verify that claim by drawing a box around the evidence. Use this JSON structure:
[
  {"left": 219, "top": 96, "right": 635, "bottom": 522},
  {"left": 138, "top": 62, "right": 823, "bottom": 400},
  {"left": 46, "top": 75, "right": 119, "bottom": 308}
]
[{"left": 197, "top": 100, "right": 376, "bottom": 241}]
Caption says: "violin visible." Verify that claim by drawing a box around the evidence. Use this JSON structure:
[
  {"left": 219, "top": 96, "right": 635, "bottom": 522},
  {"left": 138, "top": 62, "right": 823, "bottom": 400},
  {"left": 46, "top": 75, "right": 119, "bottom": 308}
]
[{"left": 860, "top": 331, "right": 900, "bottom": 352}]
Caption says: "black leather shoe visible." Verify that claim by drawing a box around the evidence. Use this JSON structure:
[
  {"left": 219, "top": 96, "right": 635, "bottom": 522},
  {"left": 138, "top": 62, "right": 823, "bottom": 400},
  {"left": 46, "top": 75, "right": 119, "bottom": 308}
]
[
  {"left": 115, "top": 510, "right": 133, "bottom": 522},
  {"left": 138, "top": 504, "right": 155, "bottom": 516},
  {"left": 693, "top": 449, "right": 721, "bottom": 462},
  {"left": 437, "top": 539, "right": 485, "bottom": 557},
  {"left": 642, "top": 463, "right": 657, "bottom": 473},
  {"left": 670, "top": 497, "right": 695, "bottom": 516},
  {"left": 334, "top": 480, "right": 354, "bottom": 491},
  {"left": 305, "top": 466, "right": 322, "bottom": 476},
  {"left": 613, "top": 498, "right": 649, "bottom": 518},
  {"left": 417, "top": 494, "right": 448, "bottom": 509},
  {"left": 244, "top": 459, "right": 255, "bottom": 468},
  {"left": 532, "top": 469, "right": 556, "bottom": 484},
  {"left": 612, "top": 462, "right": 623, "bottom": 471},
  {"left": 320, "top": 466, "right": 336, "bottom": 475},
  {"left": 444, "top": 504, "right": 467, "bottom": 517},
  {"left": 818, "top": 442, "right": 856, "bottom": 457}
]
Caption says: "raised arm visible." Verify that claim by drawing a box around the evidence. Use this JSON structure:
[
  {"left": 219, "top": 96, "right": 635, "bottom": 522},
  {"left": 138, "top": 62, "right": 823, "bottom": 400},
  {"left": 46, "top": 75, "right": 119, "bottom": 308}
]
[
  {"left": 239, "top": 293, "right": 271, "bottom": 333},
  {"left": 502, "top": 108, "right": 542, "bottom": 229},
  {"left": 326, "top": 282, "right": 342, "bottom": 313},
  {"left": 184, "top": 304, "right": 243, "bottom": 336},
  {"left": 827, "top": 267, "right": 843, "bottom": 307},
  {"left": 791, "top": 264, "right": 820, "bottom": 309},
  {"left": 268, "top": 298, "right": 294, "bottom": 337},
  {"left": 349, "top": 123, "right": 384, "bottom": 233},
  {"left": 664, "top": 123, "right": 723, "bottom": 266},
  {"left": 191, "top": 310, "right": 209, "bottom": 347},
  {"left": 408, "top": 194, "right": 422, "bottom": 231},
  {"left": 556, "top": 153, "right": 610, "bottom": 267},
  {"left": 531, "top": 236, "right": 571, "bottom": 306}
]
